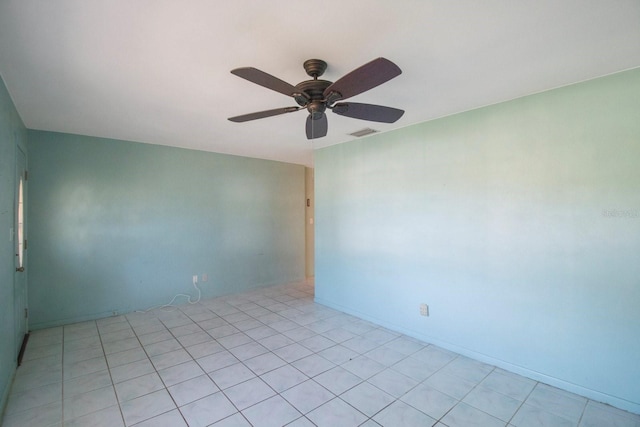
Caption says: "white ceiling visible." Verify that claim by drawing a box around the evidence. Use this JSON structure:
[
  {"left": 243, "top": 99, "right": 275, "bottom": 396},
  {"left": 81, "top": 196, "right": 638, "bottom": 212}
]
[{"left": 1, "top": 1, "right": 639, "bottom": 166}]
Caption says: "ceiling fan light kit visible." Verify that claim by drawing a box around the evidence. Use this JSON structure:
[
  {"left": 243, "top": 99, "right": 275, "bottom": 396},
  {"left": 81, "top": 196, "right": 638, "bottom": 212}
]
[{"left": 228, "top": 57, "right": 404, "bottom": 140}]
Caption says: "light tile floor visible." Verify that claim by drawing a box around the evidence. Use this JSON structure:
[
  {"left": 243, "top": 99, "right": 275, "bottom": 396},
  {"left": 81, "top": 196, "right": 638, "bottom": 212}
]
[{"left": 2, "top": 280, "right": 639, "bottom": 427}]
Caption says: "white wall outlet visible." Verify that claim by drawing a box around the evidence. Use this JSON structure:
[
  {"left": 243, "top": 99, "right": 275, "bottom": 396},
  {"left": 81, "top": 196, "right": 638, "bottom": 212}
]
[
  {"left": 202, "top": 274, "right": 208, "bottom": 282},
  {"left": 420, "top": 303, "right": 429, "bottom": 317},
  {"left": 192, "top": 275, "right": 198, "bottom": 285}
]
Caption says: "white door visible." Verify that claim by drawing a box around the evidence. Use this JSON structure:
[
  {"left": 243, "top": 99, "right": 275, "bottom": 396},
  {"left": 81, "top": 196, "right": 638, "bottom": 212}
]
[{"left": 14, "top": 145, "right": 28, "bottom": 360}]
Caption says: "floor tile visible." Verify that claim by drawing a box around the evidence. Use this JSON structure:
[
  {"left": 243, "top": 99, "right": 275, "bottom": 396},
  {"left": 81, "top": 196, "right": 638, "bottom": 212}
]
[
  {"left": 260, "top": 364, "right": 309, "bottom": 393},
  {"left": 391, "top": 356, "right": 436, "bottom": 382},
  {"left": 208, "top": 324, "right": 240, "bottom": 339},
  {"left": 170, "top": 323, "right": 203, "bottom": 337},
  {"left": 281, "top": 380, "right": 335, "bottom": 414},
  {"left": 5, "top": 381, "right": 62, "bottom": 415},
  {"left": 364, "top": 346, "right": 406, "bottom": 367},
  {"left": 228, "top": 342, "right": 269, "bottom": 361},
  {"left": 223, "top": 377, "right": 275, "bottom": 410},
  {"left": 342, "top": 336, "right": 380, "bottom": 354},
  {"left": 186, "top": 340, "right": 224, "bottom": 359},
  {"left": 63, "top": 404, "right": 124, "bottom": 427},
  {"left": 342, "top": 355, "right": 385, "bottom": 380},
  {"left": 400, "top": 383, "right": 458, "bottom": 420},
  {"left": 340, "top": 381, "right": 395, "bottom": 417},
  {"left": 244, "top": 325, "right": 278, "bottom": 340},
  {"left": 291, "top": 354, "right": 336, "bottom": 377},
  {"left": 64, "top": 369, "right": 112, "bottom": 398},
  {"left": 63, "top": 385, "right": 118, "bottom": 421},
  {"left": 157, "top": 360, "right": 204, "bottom": 387},
  {"left": 133, "top": 409, "right": 188, "bottom": 427},
  {"left": 143, "top": 338, "right": 182, "bottom": 357},
  {"left": 150, "top": 348, "right": 192, "bottom": 370},
  {"left": 463, "top": 385, "right": 521, "bottom": 421},
  {"left": 273, "top": 343, "right": 313, "bottom": 363},
  {"left": 525, "top": 383, "right": 587, "bottom": 423},
  {"left": 120, "top": 389, "right": 176, "bottom": 426},
  {"left": 424, "top": 370, "right": 477, "bottom": 400},
  {"left": 102, "top": 338, "right": 140, "bottom": 355},
  {"left": 440, "top": 356, "right": 494, "bottom": 384},
  {"left": 180, "top": 391, "right": 237, "bottom": 427},
  {"left": 244, "top": 352, "right": 286, "bottom": 376},
  {"left": 176, "top": 331, "right": 212, "bottom": 348},
  {"left": 317, "top": 344, "right": 359, "bottom": 365},
  {"left": 211, "top": 412, "right": 252, "bottom": 426},
  {"left": 441, "top": 402, "right": 506, "bottom": 427},
  {"left": 579, "top": 401, "right": 640, "bottom": 427},
  {"left": 218, "top": 332, "right": 254, "bottom": 349},
  {"left": 242, "top": 395, "right": 301, "bottom": 427},
  {"left": 480, "top": 369, "right": 536, "bottom": 401},
  {"left": 258, "top": 333, "right": 295, "bottom": 351},
  {"left": 321, "top": 327, "right": 357, "bottom": 343},
  {"left": 63, "top": 356, "right": 108, "bottom": 381},
  {"left": 367, "top": 368, "right": 419, "bottom": 398},
  {"left": 209, "top": 362, "right": 256, "bottom": 389},
  {"left": 110, "top": 358, "right": 156, "bottom": 384},
  {"left": 197, "top": 350, "right": 239, "bottom": 373},
  {"left": 105, "top": 347, "right": 148, "bottom": 368},
  {"left": 115, "top": 372, "right": 164, "bottom": 402},
  {"left": 383, "top": 336, "right": 425, "bottom": 356},
  {"left": 22, "top": 342, "right": 62, "bottom": 362},
  {"left": 408, "top": 345, "right": 457, "bottom": 373},
  {"left": 313, "top": 366, "right": 363, "bottom": 395},
  {"left": 63, "top": 347, "right": 104, "bottom": 366},
  {"left": 168, "top": 374, "right": 219, "bottom": 407},
  {"left": 282, "top": 327, "right": 317, "bottom": 342},
  {"left": 137, "top": 330, "right": 173, "bottom": 346},
  {"left": 1, "top": 401, "right": 62, "bottom": 427},
  {"left": 299, "top": 335, "right": 336, "bottom": 353},
  {"left": 373, "top": 400, "right": 437, "bottom": 427},
  {"left": 306, "top": 397, "right": 367, "bottom": 427},
  {"left": 510, "top": 403, "right": 576, "bottom": 427},
  {"left": 100, "top": 328, "right": 136, "bottom": 343}
]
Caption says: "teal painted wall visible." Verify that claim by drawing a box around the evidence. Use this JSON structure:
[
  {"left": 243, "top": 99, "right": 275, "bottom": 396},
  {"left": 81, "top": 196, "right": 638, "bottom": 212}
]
[
  {"left": 0, "top": 75, "right": 27, "bottom": 414},
  {"left": 28, "top": 131, "right": 305, "bottom": 328},
  {"left": 315, "top": 69, "right": 640, "bottom": 413}
]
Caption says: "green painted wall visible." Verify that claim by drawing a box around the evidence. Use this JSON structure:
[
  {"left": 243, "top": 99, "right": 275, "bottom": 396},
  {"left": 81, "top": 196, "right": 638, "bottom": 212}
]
[
  {"left": 315, "top": 69, "right": 640, "bottom": 413},
  {"left": 0, "top": 75, "right": 27, "bottom": 415},
  {"left": 27, "top": 131, "right": 305, "bottom": 328}
]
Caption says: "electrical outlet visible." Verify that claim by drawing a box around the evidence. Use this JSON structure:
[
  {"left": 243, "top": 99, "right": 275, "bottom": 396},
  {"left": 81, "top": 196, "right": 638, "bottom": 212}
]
[
  {"left": 419, "top": 303, "right": 429, "bottom": 317},
  {"left": 202, "top": 274, "right": 208, "bottom": 282}
]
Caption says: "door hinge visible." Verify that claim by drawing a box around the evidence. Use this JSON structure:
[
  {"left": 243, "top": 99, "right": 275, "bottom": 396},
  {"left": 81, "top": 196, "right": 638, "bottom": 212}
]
[
  {"left": 25, "top": 308, "right": 28, "bottom": 318},
  {"left": 24, "top": 239, "right": 27, "bottom": 250}
]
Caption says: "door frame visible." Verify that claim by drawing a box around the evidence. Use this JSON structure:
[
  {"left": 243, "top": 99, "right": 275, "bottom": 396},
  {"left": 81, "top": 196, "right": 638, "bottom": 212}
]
[{"left": 14, "top": 144, "right": 28, "bottom": 363}]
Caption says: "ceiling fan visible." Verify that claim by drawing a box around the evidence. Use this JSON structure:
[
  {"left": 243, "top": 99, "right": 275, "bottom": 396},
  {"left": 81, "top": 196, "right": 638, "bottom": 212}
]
[{"left": 228, "top": 58, "right": 404, "bottom": 139}]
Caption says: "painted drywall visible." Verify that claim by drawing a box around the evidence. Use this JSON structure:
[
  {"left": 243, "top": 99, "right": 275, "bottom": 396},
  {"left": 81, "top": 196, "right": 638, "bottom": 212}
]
[
  {"left": 0, "top": 74, "right": 27, "bottom": 415},
  {"left": 315, "top": 68, "right": 640, "bottom": 413},
  {"left": 305, "top": 167, "right": 315, "bottom": 277},
  {"left": 27, "top": 131, "right": 305, "bottom": 329}
]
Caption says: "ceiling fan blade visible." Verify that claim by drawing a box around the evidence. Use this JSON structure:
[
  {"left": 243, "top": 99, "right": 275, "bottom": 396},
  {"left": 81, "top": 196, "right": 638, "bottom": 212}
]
[
  {"left": 332, "top": 102, "right": 404, "bottom": 123},
  {"left": 228, "top": 107, "right": 300, "bottom": 123},
  {"left": 231, "top": 67, "right": 298, "bottom": 97},
  {"left": 306, "top": 114, "right": 328, "bottom": 139},
  {"left": 323, "top": 58, "right": 402, "bottom": 102}
]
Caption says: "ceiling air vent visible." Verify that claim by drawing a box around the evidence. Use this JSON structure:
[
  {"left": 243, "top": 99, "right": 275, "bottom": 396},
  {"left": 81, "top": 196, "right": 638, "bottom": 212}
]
[{"left": 348, "top": 127, "right": 379, "bottom": 138}]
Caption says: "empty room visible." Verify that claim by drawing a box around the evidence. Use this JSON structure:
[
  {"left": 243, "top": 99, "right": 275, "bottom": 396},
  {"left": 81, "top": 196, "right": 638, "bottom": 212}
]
[{"left": 1, "top": 1, "right": 639, "bottom": 426}]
